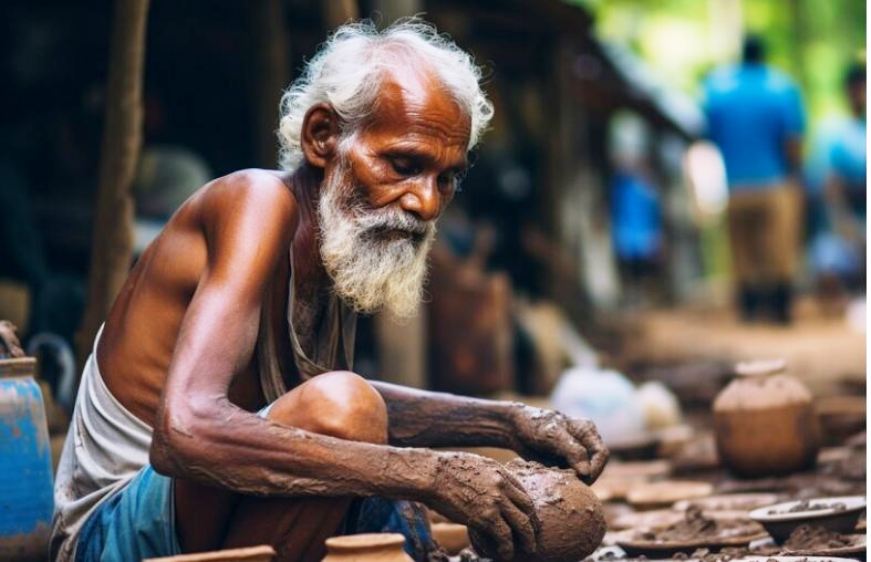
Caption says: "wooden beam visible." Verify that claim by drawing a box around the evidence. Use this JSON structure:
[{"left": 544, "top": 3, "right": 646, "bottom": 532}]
[
  {"left": 250, "top": 0, "right": 290, "bottom": 168},
  {"left": 76, "top": 0, "right": 150, "bottom": 369},
  {"left": 325, "top": 0, "right": 359, "bottom": 29}
]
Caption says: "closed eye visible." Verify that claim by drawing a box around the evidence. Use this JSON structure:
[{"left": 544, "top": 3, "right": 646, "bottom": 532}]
[{"left": 388, "top": 156, "right": 423, "bottom": 177}]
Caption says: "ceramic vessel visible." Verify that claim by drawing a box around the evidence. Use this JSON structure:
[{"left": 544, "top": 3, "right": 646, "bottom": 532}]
[
  {"left": 321, "top": 533, "right": 413, "bottom": 562},
  {"left": 471, "top": 460, "right": 606, "bottom": 562},
  {"left": 713, "top": 359, "right": 820, "bottom": 477},
  {"left": 431, "top": 522, "right": 470, "bottom": 555}
]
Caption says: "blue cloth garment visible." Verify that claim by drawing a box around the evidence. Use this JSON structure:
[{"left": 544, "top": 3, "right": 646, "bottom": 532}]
[
  {"left": 74, "top": 401, "right": 434, "bottom": 562},
  {"left": 704, "top": 63, "right": 805, "bottom": 189},
  {"left": 74, "top": 467, "right": 433, "bottom": 562}
]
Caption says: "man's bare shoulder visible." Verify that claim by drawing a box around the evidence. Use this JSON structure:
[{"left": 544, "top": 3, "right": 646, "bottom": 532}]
[
  {"left": 201, "top": 168, "right": 297, "bottom": 219},
  {"left": 197, "top": 168, "right": 299, "bottom": 230}
]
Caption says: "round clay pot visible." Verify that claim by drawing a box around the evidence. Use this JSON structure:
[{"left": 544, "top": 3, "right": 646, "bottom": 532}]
[
  {"left": 431, "top": 522, "right": 470, "bottom": 555},
  {"left": 321, "top": 533, "right": 413, "bottom": 562},
  {"left": 470, "top": 460, "right": 606, "bottom": 562},
  {"left": 713, "top": 360, "right": 820, "bottom": 478}
]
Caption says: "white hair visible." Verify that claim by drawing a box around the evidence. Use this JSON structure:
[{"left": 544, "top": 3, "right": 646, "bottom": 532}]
[{"left": 277, "top": 19, "right": 493, "bottom": 171}]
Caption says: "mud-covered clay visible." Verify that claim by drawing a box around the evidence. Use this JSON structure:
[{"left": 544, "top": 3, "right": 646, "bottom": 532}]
[
  {"left": 471, "top": 460, "right": 606, "bottom": 562},
  {"left": 713, "top": 362, "right": 821, "bottom": 477}
]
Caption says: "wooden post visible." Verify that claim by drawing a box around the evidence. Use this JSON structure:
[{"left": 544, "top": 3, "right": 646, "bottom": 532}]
[
  {"left": 250, "top": 0, "right": 289, "bottom": 168},
  {"left": 76, "top": 0, "right": 150, "bottom": 368},
  {"left": 325, "top": 0, "right": 359, "bottom": 29}
]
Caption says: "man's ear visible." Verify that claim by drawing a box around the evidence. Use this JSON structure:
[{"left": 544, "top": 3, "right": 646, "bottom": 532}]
[{"left": 301, "top": 103, "right": 340, "bottom": 169}]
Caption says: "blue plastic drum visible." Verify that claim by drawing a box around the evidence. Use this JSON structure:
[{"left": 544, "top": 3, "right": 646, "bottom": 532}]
[{"left": 0, "top": 374, "right": 54, "bottom": 560}]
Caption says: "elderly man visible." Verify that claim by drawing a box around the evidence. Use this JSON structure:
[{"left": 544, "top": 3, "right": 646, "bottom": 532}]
[{"left": 52, "top": 21, "right": 607, "bottom": 562}]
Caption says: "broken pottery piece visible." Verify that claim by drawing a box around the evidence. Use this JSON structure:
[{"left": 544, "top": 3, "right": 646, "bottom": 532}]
[
  {"left": 713, "top": 359, "right": 821, "bottom": 477},
  {"left": 672, "top": 493, "right": 781, "bottom": 514},
  {"left": 322, "top": 534, "right": 413, "bottom": 562},
  {"left": 470, "top": 459, "right": 606, "bottom": 562},
  {"left": 626, "top": 480, "right": 713, "bottom": 509},
  {"left": 143, "top": 545, "right": 276, "bottom": 562}
]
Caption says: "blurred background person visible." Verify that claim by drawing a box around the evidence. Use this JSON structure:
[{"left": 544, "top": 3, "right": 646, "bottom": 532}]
[
  {"left": 703, "top": 35, "right": 806, "bottom": 324},
  {"left": 608, "top": 112, "right": 664, "bottom": 308},
  {"left": 805, "top": 62, "right": 866, "bottom": 313}
]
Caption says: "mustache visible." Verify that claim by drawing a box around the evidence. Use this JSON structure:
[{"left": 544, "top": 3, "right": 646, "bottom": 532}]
[{"left": 354, "top": 206, "right": 432, "bottom": 237}]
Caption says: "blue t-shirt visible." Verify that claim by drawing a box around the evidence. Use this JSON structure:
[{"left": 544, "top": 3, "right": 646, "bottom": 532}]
[
  {"left": 610, "top": 171, "right": 662, "bottom": 261},
  {"left": 704, "top": 64, "right": 805, "bottom": 189},
  {"left": 829, "top": 117, "right": 867, "bottom": 190}
]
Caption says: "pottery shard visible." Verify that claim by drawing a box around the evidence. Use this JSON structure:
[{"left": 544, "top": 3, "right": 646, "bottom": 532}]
[{"left": 471, "top": 460, "right": 606, "bottom": 562}]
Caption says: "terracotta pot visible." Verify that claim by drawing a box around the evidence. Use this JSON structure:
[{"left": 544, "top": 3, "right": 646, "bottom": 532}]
[
  {"left": 471, "top": 460, "right": 606, "bottom": 562},
  {"left": 713, "top": 360, "right": 820, "bottom": 477},
  {"left": 321, "top": 533, "right": 413, "bottom": 562},
  {"left": 431, "top": 522, "right": 470, "bottom": 555}
]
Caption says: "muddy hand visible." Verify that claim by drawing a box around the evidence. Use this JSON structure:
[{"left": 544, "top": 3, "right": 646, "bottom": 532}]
[
  {"left": 508, "top": 405, "right": 608, "bottom": 484},
  {"left": 425, "top": 451, "right": 540, "bottom": 560}
]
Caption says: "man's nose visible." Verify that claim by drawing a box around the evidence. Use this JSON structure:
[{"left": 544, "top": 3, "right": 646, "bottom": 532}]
[{"left": 399, "top": 177, "right": 441, "bottom": 222}]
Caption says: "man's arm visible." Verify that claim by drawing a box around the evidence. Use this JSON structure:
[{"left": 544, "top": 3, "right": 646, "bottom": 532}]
[
  {"left": 372, "top": 381, "right": 609, "bottom": 483},
  {"left": 148, "top": 172, "right": 538, "bottom": 559},
  {"left": 373, "top": 381, "right": 518, "bottom": 449}
]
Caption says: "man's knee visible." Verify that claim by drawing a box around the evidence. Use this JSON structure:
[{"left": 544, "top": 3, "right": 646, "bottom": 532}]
[{"left": 267, "top": 371, "right": 388, "bottom": 444}]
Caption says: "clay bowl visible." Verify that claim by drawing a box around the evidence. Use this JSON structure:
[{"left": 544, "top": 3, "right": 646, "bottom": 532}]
[
  {"left": 605, "top": 460, "right": 672, "bottom": 480},
  {"left": 673, "top": 493, "right": 781, "bottom": 514},
  {"left": 730, "top": 556, "right": 856, "bottom": 562},
  {"left": 783, "top": 533, "right": 867, "bottom": 559},
  {"left": 470, "top": 460, "right": 606, "bottom": 562},
  {"left": 616, "top": 522, "right": 767, "bottom": 558},
  {"left": 431, "top": 522, "right": 470, "bottom": 555},
  {"left": 748, "top": 495, "right": 866, "bottom": 544},
  {"left": 816, "top": 396, "right": 866, "bottom": 445},
  {"left": 609, "top": 433, "right": 661, "bottom": 461},
  {"left": 610, "top": 509, "right": 685, "bottom": 531},
  {"left": 144, "top": 545, "right": 276, "bottom": 562},
  {"left": 626, "top": 480, "right": 713, "bottom": 510},
  {"left": 322, "top": 533, "right": 412, "bottom": 562}
]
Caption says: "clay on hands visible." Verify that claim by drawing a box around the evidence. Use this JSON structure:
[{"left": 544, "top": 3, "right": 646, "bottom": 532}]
[
  {"left": 470, "top": 460, "right": 606, "bottom": 562},
  {"left": 508, "top": 405, "right": 609, "bottom": 484},
  {"left": 424, "top": 452, "right": 539, "bottom": 561}
]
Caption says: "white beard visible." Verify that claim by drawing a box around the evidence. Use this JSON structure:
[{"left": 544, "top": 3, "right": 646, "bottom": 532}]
[{"left": 317, "top": 157, "right": 436, "bottom": 318}]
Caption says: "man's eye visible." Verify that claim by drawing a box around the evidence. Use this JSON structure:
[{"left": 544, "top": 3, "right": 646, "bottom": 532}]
[{"left": 389, "top": 157, "right": 421, "bottom": 176}]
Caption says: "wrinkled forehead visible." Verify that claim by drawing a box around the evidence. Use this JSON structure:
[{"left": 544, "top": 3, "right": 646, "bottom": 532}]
[{"left": 354, "top": 67, "right": 472, "bottom": 152}]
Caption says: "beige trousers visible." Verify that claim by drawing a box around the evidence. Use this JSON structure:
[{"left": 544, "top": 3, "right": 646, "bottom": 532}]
[{"left": 727, "top": 182, "right": 801, "bottom": 285}]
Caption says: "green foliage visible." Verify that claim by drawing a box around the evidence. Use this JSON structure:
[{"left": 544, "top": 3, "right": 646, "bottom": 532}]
[{"left": 582, "top": 0, "right": 866, "bottom": 126}]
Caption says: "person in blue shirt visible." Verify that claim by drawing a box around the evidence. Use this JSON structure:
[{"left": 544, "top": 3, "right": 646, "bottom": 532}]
[
  {"left": 704, "top": 35, "right": 806, "bottom": 324},
  {"left": 611, "top": 169, "right": 662, "bottom": 305},
  {"left": 807, "top": 63, "right": 866, "bottom": 308}
]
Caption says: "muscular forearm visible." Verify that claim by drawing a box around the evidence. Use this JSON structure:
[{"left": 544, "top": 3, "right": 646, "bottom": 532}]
[
  {"left": 151, "top": 396, "right": 440, "bottom": 501},
  {"left": 371, "top": 381, "right": 522, "bottom": 449}
]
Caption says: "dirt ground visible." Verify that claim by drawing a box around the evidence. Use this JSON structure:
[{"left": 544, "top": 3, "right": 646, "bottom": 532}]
[{"left": 611, "top": 300, "right": 866, "bottom": 397}]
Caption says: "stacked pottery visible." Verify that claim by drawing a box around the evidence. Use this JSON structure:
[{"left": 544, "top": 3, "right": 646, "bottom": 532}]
[
  {"left": 713, "top": 359, "right": 821, "bottom": 477},
  {"left": 470, "top": 459, "right": 606, "bottom": 562},
  {"left": 321, "top": 534, "right": 413, "bottom": 562}
]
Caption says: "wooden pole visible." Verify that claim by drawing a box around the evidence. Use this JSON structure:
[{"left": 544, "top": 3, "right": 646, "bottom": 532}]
[
  {"left": 250, "top": 0, "right": 290, "bottom": 168},
  {"left": 325, "top": 0, "right": 359, "bottom": 29},
  {"left": 76, "top": 0, "right": 150, "bottom": 368}
]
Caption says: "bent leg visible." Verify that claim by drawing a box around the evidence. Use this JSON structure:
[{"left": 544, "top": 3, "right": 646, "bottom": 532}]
[{"left": 174, "top": 371, "right": 388, "bottom": 561}]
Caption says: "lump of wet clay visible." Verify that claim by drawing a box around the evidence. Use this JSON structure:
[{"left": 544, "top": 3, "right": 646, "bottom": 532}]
[{"left": 470, "top": 459, "right": 606, "bottom": 562}]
